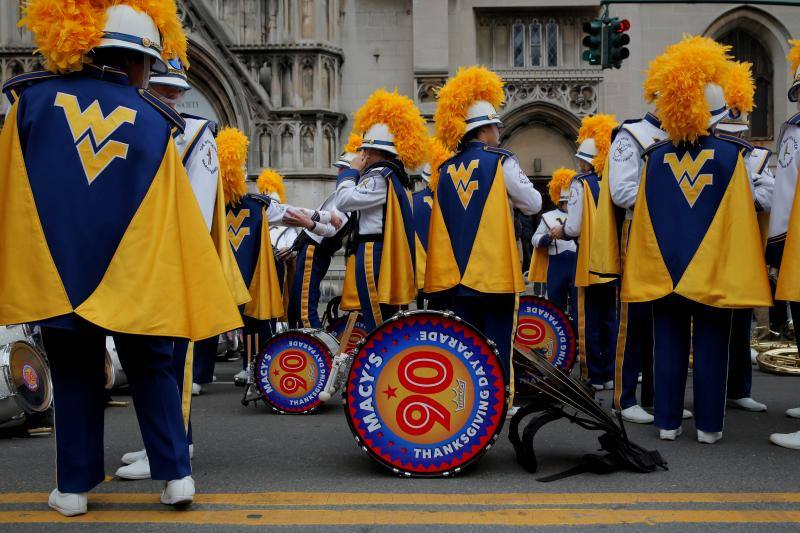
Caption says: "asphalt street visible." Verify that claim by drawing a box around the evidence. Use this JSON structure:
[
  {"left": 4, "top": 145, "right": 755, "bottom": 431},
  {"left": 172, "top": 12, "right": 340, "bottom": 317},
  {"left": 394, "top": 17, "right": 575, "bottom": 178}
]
[{"left": 1, "top": 357, "right": 799, "bottom": 531}]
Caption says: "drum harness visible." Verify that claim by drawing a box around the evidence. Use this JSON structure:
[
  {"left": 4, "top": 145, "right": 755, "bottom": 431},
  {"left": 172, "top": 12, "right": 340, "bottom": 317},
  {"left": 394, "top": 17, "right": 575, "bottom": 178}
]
[{"left": 510, "top": 345, "right": 667, "bottom": 482}]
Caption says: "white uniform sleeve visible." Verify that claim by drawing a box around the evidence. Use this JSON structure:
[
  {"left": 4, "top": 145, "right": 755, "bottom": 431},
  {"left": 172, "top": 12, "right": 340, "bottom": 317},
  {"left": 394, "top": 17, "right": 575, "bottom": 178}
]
[
  {"left": 503, "top": 156, "right": 542, "bottom": 215},
  {"left": 183, "top": 127, "right": 218, "bottom": 231},
  {"left": 753, "top": 166, "right": 775, "bottom": 212},
  {"left": 769, "top": 125, "right": 800, "bottom": 240},
  {"left": 532, "top": 218, "right": 549, "bottom": 247},
  {"left": 263, "top": 201, "right": 337, "bottom": 236},
  {"left": 564, "top": 181, "right": 584, "bottom": 238},
  {"left": 334, "top": 170, "right": 388, "bottom": 212},
  {"left": 608, "top": 130, "right": 642, "bottom": 209}
]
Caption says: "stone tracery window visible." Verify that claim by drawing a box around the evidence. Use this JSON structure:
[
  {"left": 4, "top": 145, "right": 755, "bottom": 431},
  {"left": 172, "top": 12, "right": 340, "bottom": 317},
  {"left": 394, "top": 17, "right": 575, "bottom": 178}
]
[
  {"left": 529, "top": 21, "right": 542, "bottom": 67},
  {"left": 493, "top": 15, "right": 562, "bottom": 69}
]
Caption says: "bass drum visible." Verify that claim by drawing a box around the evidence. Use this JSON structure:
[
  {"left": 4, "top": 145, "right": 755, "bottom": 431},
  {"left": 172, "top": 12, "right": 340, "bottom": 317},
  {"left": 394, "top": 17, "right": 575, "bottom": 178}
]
[
  {"left": 344, "top": 311, "right": 508, "bottom": 477},
  {"left": 104, "top": 337, "right": 128, "bottom": 390},
  {"left": 254, "top": 329, "right": 339, "bottom": 414},
  {"left": 0, "top": 339, "right": 52, "bottom": 428},
  {"left": 515, "top": 295, "right": 577, "bottom": 371},
  {"left": 326, "top": 314, "right": 369, "bottom": 354}
]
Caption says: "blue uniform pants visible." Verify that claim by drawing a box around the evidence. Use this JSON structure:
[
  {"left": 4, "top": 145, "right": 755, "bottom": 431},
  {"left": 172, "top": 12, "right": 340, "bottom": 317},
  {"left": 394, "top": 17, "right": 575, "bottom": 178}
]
[
  {"left": 191, "top": 336, "right": 220, "bottom": 385},
  {"left": 726, "top": 308, "right": 753, "bottom": 400},
  {"left": 613, "top": 301, "right": 654, "bottom": 410},
  {"left": 288, "top": 243, "right": 332, "bottom": 328},
  {"left": 546, "top": 251, "right": 577, "bottom": 321},
  {"left": 577, "top": 283, "right": 618, "bottom": 385},
  {"left": 652, "top": 295, "right": 733, "bottom": 433},
  {"left": 43, "top": 326, "right": 191, "bottom": 493},
  {"left": 240, "top": 316, "right": 273, "bottom": 370},
  {"left": 355, "top": 241, "right": 398, "bottom": 332}
]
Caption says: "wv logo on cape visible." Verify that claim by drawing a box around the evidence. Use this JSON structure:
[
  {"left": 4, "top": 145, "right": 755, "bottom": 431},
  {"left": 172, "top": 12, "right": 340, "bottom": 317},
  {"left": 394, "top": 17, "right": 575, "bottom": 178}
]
[
  {"left": 664, "top": 150, "right": 715, "bottom": 207},
  {"left": 227, "top": 209, "right": 251, "bottom": 251},
  {"left": 447, "top": 160, "right": 480, "bottom": 209},
  {"left": 55, "top": 92, "right": 137, "bottom": 184}
]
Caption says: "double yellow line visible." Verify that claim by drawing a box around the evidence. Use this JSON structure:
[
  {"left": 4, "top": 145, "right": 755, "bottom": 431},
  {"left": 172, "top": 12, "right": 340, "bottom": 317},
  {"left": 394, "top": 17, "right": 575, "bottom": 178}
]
[{"left": 1, "top": 492, "right": 799, "bottom": 526}]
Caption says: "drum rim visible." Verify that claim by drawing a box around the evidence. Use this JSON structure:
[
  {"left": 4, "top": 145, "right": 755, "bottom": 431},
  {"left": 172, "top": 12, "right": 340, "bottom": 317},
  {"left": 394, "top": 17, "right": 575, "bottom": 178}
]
[
  {"left": 253, "top": 329, "right": 334, "bottom": 415},
  {"left": 516, "top": 294, "right": 577, "bottom": 372},
  {"left": 4, "top": 341, "right": 53, "bottom": 413},
  {"left": 342, "top": 309, "right": 509, "bottom": 478}
]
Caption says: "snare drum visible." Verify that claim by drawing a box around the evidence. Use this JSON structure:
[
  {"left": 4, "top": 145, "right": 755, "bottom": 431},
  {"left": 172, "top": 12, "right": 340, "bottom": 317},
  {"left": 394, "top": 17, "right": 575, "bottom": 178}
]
[
  {"left": 344, "top": 311, "right": 508, "bottom": 477},
  {"left": 326, "top": 314, "right": 369, "bottom": 354},
  {"left": 104, "top": 337, "right": 127, "bottom": 390},
  {"left": 515, "top": 295, "right": 576, "bottom": 371},
  {"left": 253, "top": 329, "right": 339, "bottom": 414},
  {"left": 0, "top": 337, "right": 52, "bottom": 428}
]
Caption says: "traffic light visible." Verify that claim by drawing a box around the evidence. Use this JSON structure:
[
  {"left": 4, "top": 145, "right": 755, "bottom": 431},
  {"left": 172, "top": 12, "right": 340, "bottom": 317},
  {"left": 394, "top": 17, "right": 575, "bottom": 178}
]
[
  {"left": 582, "top": 18, "right": 603, "bottom": 66},
  {"left": 606, "top": 17, "right": 631, "bottom": 69}
]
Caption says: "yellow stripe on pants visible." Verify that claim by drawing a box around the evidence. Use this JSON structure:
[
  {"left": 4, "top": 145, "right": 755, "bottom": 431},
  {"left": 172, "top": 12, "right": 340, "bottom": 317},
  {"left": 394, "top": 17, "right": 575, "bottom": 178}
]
[
  {"left": 577, "top": 287, "right": 588, "bottom": 381},
  {"left": 300, "top": 245, "right": 315, "bottom": 328},
  {"left": 364, "top": 242, "right": 383, "bottom": 326},
  {"left": 181, "top": 342, "right": 194, "bottom": 430}
]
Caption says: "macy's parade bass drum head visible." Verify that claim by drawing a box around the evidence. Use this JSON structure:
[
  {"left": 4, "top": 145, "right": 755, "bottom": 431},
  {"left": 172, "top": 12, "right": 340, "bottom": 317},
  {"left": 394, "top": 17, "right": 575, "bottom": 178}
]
[
  {"left": 515, "top": 295, "right": 576, "bottom": 371},
  {"left": 254, "top": 329, "right": 338, "bottom": 414},
  {"left": 344, "top": 311, "right": 508, "bottom": 477},
  {"left": 326, "top": 314, "right": 369, "bottom": 354}
]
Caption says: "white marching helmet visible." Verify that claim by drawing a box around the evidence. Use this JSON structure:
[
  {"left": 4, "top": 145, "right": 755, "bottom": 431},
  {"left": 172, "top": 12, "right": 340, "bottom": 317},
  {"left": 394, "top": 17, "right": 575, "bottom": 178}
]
[
  {"left": 789, "top": 64, "right": 800, "bottom": 103},
  {"left": 705, "top": 83, "right": 729, "bottom": 128},
  {"left": 465, "top": 100, "right": 503, "bottom": 133},
  {"left": 149, "top": 58, "right": 191, "bottom": 91},
  {"left": 716, "top": 108, "right": 749, "bottom": 134},
  {"left": 420, "top": 163, "right": 432, "bottom": 183},
  {"left": 575, "top": 138, "right": 597, "bottom": 166},
  {"left": 360, "top": 123, "right": 398, "bottom": 156},
  {"left": 95, "top": 5, "right": 167, "bottom": 73},
  {"left": 334, "top": 152, "right": 357, "bottom": 169}
]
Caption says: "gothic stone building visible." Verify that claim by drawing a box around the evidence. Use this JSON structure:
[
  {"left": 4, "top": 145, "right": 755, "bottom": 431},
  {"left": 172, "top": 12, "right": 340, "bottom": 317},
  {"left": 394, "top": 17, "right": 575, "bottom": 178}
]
[{"left": 2, "top": 1, "right": 798, "bottom": 209}]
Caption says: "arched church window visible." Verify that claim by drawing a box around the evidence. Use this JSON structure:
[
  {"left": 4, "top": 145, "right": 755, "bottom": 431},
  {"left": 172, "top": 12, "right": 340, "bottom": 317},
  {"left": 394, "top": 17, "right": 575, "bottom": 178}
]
[
  {"left": 529, "top": 21, "right": 542, "bottom": 67},
  {"left": 719, "top": 29, "right": 773, "bottom": 139},
  {"left": 545, "top": 19, "right": 559, "bottom": 67},
  {"left": 512, "top": 21, "right": 525, "bottom": 68}
]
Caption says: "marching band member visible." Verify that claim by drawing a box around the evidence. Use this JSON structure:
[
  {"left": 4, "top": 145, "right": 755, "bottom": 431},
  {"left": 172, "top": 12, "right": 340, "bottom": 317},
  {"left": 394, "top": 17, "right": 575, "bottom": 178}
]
[
  {"left": 426, "top": 66, "right": 542, "bottom": 385},
  {"left": 284, "top": 166, "right": 349, "bottom": 328},
  {"left": 715, "top": 62, "right": 771, "bottom": 414},
  {"left": 116, "top": 56, "right": 247, "bottom": 480},
  {"left": 0, "top": 0, "right": 243, "bottom": 514},
  {"left": 413, "top": 138, "right": 452, "bottom": 309},
  {"left": 552, "top": 115, "right": 619, "bottom": 391},
  {"left": 528, "top": 168, "right": 578, "bottom": 320},
  {"left": 334, "top": 134, "right": 363, "bottom": 315},
  {"left": 334, "top": 89, "right": 426, "bottom": 331},
  {"left": 767, "top": 39, "right": 800, "bottom": 450},
  {"left": 622, "top": 36, "right": 772, "bottom": 444}
]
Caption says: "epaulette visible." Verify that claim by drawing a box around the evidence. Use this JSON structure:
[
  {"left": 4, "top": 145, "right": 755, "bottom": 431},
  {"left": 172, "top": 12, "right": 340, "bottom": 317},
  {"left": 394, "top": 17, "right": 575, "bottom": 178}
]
[
  {"left": 2, "top": 70, "right": 59, "bottom": 104},
  {"left": 642, "top": 138, "right": 672, "bottom": 158},
  {"left": 715, "top": 132, "right": 754, "bottom": 153},
  {"left": 483, "top": 146, "right": 514, "bottom": 159},
  {"left": 139, "top": 89, "right": 186, "bottom": 133},
  {"left": 786, "top": 112, "right": 800, "bottom": 126},
  {"left": 750, "top": 146, "right": 772, "bottom": 174},
  {"left": 571, "top": 171, "right": 592, "bottom": 185},
  {"left": 181, "top": 113, "right": 218, "bottom": 136}
]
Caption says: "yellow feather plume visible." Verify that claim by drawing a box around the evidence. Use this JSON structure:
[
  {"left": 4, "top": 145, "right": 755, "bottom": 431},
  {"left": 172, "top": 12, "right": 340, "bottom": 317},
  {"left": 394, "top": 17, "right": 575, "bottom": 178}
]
[
  {"left": 426, "top": 137, "right": 452, "bottom": 192},
  {"left": 647, "top": 35, "right": 733, "bottom": 143},
  {"left": 19, "top": 0, "right": 187, "bottom": 74},
  {"left": 217, "top": 127, "right": 249, "bottom": 206},
  {"left": 354, "top": 89, "right": 429, "bottom": 170},
  {"left": 548, "top": 167, "right": 576, "bottom": 205},
  {"left": 788, "top": 39, "right": 800, "bottom": 75},
  {"left": 343, "top": 132, "right": 363, "bottom": 154},
  {"left": 724, "top": 61, "right": 755, "bottom": 115},
  {"left": 256, "top": 168, "right": 286, "bottom": 203},
  {"left": 434, "top": 66, "right": 505, "bottom": 152},
  {"left": 577, "top": 114, "right": 617, "bottom": 176}
]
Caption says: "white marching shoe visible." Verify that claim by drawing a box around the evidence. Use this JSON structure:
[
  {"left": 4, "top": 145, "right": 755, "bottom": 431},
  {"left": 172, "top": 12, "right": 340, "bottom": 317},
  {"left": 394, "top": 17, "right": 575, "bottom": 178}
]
[
  {"left": 121, "top": 448, "right": 147, "bottom": 465},
  {"left": 659, "top": 427, "right": 682, "bottom": 441},
  {"left": 191, "top": 383, "right": 202, "bottom": 396},
  {"left": 769, "top": 430, "right": 800, "bottom": 450},
  {"left": 506, "top": 406, "right": 520, "bottom": 418},
  {"left": 786, "top": 407, "right": 800, "bottom": 419},
  {"left": 619, "top": 405, "right": 654, "bottom": 424},
  {"left": 682, "top": 409, "right": 693, "bottom": 419},
  {"left": 603, "top": 380, "right": 614, "bottom": 390},
  {"left": 697, "top": 430, "right": 723, "bottom": 444},
  {"left": 727, "top": 397, "right": 767, "bottom": 412},
  {"left": 591, "top": 383, "right": 604, "bottom": 391},
  {"left": 161, "top": 476, "right": 195, "bottom": 506},
  {"left": 48, "top": 489, "right": 87, "bottom": 517},
  {"left": 118, "top": 445, "right": 194, "bottom": 479}
]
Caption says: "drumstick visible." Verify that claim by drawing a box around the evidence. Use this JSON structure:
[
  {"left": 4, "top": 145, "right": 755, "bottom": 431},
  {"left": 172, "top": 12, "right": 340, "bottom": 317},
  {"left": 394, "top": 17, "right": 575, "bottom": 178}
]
[
  {"left": 246, "top": 335, "right": 252, "bottom": 371},
  {"left": 319, "top": 311, "right": 359, "bottom": 402}
]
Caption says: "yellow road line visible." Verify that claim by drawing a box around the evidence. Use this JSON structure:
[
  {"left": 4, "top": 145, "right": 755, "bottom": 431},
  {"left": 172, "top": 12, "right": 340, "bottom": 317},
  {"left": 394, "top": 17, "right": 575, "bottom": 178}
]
[
  {"left": 1, "top": 509, "right": 800, "bottom": 526},
  {"left": 2, "top": 492, "right": 800, "bottom": 506}
]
